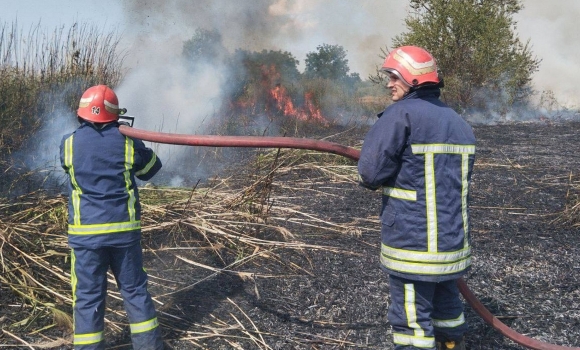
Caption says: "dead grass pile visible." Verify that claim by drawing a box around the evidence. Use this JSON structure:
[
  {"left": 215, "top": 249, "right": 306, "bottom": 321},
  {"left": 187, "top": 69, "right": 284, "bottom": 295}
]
[
  {"left": 554, "top": 172, "right": 580, "bottom": 227},
  {"left": 0, "top": 147, "right": 360, "bottom": 348}
]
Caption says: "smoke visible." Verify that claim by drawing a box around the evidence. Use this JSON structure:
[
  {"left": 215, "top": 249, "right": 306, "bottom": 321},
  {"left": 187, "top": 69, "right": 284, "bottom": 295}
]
[
  {"left": 514, "top": 2, "right": 580, "bottom": 108},
  {"left": 106, "top": 0, "right": 410, "bottom": 185},
  {"left": 9, "top": 0, "right": 580, "bottom": 192},
  {"left": 81, "top": 1, "right": 580, "bottom": 182},
  {"left": 9, "top": 89, "right": 79, "bottom": 196},
  {"left": 118, "top": 0, "right": 408, "bottom": 77}
]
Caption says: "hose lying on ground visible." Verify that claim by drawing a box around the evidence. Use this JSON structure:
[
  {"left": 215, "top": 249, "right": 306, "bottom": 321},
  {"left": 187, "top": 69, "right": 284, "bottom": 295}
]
[{"left": 120, "top": 125, "right": 580, "bottom": 350}]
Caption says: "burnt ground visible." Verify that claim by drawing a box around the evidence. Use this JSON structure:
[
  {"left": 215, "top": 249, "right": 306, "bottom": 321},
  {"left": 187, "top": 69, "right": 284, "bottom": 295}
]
[
  {"left": 148, "top": 121, "right": 580, "bottom": 349},
  {"left": 2, "top": 121, "right": 580, "bottom": 349}
]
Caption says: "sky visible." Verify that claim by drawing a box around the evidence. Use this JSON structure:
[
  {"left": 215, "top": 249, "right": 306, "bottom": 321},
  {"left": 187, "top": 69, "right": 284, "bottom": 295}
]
[
  {"left": 2, "top": 0, "right": 579, "bottom": 107},
  {"left": 3, "top": 0, "right": 580, "bottom": 185}
]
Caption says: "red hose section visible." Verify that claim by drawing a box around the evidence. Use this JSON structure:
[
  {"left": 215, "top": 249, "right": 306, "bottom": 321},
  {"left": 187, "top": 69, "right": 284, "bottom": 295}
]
[{"left": 120, "top": 125, "right": 580, "bottom": 350}]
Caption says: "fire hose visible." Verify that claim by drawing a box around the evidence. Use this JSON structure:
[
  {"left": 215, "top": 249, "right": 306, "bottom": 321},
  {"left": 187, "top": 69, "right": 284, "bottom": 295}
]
[{"left": 120, "top": 125, "right": 579, "bottom": 350}]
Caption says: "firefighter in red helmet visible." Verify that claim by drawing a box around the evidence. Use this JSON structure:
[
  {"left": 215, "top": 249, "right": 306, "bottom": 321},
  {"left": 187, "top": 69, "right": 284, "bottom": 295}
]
[
  {"left": 60, "top": 85, "right": 164, "bottom": 349},
  {"left": 358, "top": 46, "right": 476, "bottom": 350}
]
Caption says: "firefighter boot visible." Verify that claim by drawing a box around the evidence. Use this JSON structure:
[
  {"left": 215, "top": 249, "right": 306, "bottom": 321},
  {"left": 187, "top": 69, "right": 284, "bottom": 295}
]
[{"left": 436, "top": 339, "right": 466, "bottom": 350}]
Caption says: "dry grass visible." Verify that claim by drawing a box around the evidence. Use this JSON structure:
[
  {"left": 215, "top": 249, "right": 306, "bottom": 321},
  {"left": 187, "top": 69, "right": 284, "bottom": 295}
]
[
  {"left": 554, "top": 172, "right": 580, "bottom": 227},
  {"left": 0, "top": 147, "right": 361, "bottom": 348}
]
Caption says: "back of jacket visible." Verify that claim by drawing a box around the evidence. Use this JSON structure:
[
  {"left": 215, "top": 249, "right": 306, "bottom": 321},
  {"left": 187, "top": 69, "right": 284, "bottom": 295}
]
[
  {"left": 60, "top": 122, "right": 162, "bottom": 249},
  {"left": 358, "top": 88, "right": 476, "bottom": 282}
]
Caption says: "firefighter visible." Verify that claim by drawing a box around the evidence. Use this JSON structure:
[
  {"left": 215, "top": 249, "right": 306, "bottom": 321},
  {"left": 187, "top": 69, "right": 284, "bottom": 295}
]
[
  {"left": 358, "top": 46, "right": 476, "bottom": 350},
  {"left": 60, "top": 85, "right": 164, "bottom": 350}
]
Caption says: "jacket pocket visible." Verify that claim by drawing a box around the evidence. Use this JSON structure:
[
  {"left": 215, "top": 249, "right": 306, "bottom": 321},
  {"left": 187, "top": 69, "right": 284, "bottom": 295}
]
[{"left": 380, "top": 208, "right": 396, "bottom": 227}]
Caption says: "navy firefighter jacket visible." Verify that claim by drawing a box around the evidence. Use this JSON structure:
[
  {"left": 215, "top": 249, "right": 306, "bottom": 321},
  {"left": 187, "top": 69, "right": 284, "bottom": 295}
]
[
  {"left": 60, "top": 122, "right": 162, "bottom": 249},
  {"left": 358, "top": 87, "right": 476, "bottom": 282}
]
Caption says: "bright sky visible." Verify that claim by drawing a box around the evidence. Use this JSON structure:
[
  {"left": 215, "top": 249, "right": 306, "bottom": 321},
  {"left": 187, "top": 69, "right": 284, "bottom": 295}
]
[
  {"left": 2, "top": 0, "right": 580, "bottom": 107},
  {"left": 1, "top": 0, "right": 124, "bottom": 30}
]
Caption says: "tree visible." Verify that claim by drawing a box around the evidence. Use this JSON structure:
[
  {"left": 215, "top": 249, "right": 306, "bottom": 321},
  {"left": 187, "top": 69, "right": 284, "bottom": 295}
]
[
  {"left": 182, "top": 28, "right": 228, "bottom": 64},
  {"left": 377, "top": 0, "right": 540, "bottom": 116},
  {"left": 304, "top": 44, "right": 351, "bottom": 81}
]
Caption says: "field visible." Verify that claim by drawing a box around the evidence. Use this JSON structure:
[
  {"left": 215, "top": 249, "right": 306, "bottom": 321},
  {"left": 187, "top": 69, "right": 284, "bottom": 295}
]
[{"left": 1, "top": 121, "right": 579, "bottom": 349}]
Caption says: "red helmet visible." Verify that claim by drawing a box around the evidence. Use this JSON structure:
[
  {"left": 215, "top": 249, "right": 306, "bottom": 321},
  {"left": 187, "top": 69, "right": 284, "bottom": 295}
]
[
  {"left": 77, "top": 85, "right": 120, "bottom": 123},
  {"left": 381, "top": 46, "right": 439, "bottom": 86}
]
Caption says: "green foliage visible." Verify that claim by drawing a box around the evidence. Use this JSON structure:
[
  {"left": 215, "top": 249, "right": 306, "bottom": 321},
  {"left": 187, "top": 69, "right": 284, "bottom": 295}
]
[
  {"left": 378, "top": 0, "right": 540, "bottom": 115},
  {"left": 232, "top": 49, "right": 302, "bottom": 84},
  {"left": 227, "top": 49, "right": 302, "bottom": 121},
  {"left": 304, "top": 44, "right": 350, "bottom": 81},
  {"left": 182, "top": 28, "right": 228, "bottom": 65}
]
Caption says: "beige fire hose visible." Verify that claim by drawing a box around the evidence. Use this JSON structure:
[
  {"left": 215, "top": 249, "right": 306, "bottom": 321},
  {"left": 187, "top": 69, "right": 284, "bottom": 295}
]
[{"left": 120, "top": 125, "right": 580, "bottom": 350}]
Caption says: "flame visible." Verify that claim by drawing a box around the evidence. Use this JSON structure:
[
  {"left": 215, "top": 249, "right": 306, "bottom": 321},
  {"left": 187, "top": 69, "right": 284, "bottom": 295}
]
[
  {"left": 266, "top": 72, "right": 328, "bottom": 124},
  {"left": 230, "top": 64, "right": 329, "bottom": 125},
  {"left": 270, "top": 84, "right": 296, "bottom": 116}
]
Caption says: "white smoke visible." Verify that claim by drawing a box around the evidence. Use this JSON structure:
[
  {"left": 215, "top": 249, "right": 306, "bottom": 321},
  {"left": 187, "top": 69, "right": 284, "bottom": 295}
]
[
  {"left": 7, "top": 0, "right": 580, "bottom": 191},
  {"left": 514, "top": 2, "right": 580, "bottom": 108},
  {"left": 115, "top": 33, "right": 227, "bottom": 179},
  {"left": 118, "top": 0, "right": 408, "bottom": 78},
  {"left": 89, "top": 1, "right": 580, "bottom": 183}
]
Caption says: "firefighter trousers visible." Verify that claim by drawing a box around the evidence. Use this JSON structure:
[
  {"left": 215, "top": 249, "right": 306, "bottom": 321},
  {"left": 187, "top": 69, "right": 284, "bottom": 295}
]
[
  {"left": 71, "top": 243, "right": 164, "bottom": 350},
  {"left": 388, "top": 275, "right": 467, "bottom": 350}
]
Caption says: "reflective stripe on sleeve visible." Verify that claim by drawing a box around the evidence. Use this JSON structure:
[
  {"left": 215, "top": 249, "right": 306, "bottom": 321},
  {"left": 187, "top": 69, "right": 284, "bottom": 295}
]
[
  {"left": 64, "top": 135, "right": 83, "bottom": 225},
  {"left": 382, "top": 187, "right": 417, "bottom": 201},
  {"left": 124, "top": 138, "right": 137, "bottom": 222},
  {"left": 136, "top": 153, "right": 158, "bottom": 176}
]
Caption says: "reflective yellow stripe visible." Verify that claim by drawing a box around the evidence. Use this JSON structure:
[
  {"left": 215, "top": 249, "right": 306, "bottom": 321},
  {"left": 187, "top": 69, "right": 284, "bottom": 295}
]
[
  {"left": 74, "top": 331, "right": 104, "bottom": 345},
  {"left": 68, "top": 220, "right": 141, "bottom": 235},
  {"left": 136, "top": 153, "right": 157, "bottom": 176},
  {"left": 461, "top": 153, "right": 470, "bottom": 248},
  {"left": 404, "top": 284, "right": 424, "bottom": 338},
  {"left": 64, "top": 135, "right": 83, "bottom": 225},
  {"left": 393, "top": 332, "right": 435, "bottom": 348},
  {"left": 410, "top": 143, "right": 475, "bottom": 254},
  {"left": 381, "top": 244, "right": 471, "bottom": 263},
  {"left": 124, "top": 138, "right": 137, "bottom": 222},
  {"left": 382, "top": 187, "right": 417, "bottom": 201},
  {"left": 433, "top": 313, "right": 466, "bottom": 328},
  {"left": 411, "top": 144, "right": 475, "bottom": 154},
  {"left": 130, "top": 317, "right": 159, "bottom": 334},
  {"left": 380, "top": 253, "right": 471, "bottom": 275},
  {"left": 71, "top": 250, "right": 77, "bottom": 308},
  {"left": 424, "top": 153, "right": 437, "bottom": 252}
]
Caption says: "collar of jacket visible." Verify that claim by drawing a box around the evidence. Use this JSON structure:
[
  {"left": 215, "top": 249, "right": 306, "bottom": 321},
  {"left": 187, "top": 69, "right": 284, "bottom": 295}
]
[
  {"left": 403, "top": 85, "right": 441, "bottom": 100},
  {"left": 80, "top": 120, "right": 117, "bottom": 131},
  {"left": 377, "top": 86, "right": 442, "bottom": 118}
]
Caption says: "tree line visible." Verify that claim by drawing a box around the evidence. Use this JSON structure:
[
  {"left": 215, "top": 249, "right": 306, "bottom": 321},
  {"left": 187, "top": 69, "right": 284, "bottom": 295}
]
[{"left": 0, "top": 0, "right": 542, "bottom": 168}]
